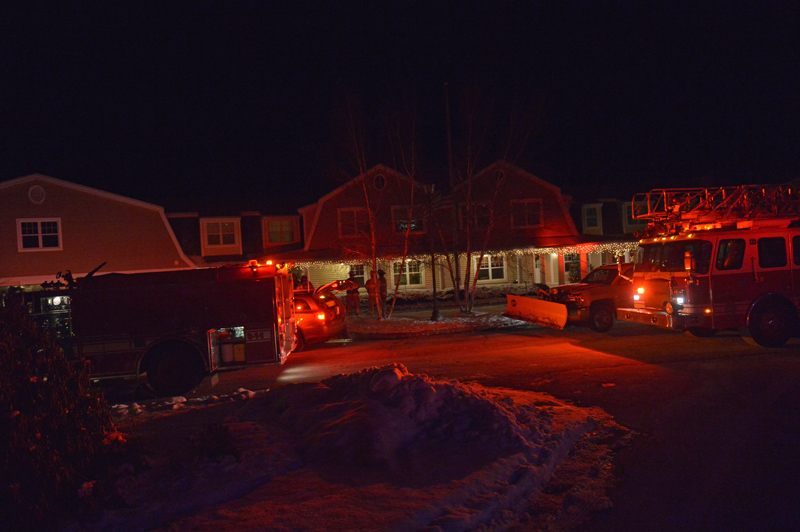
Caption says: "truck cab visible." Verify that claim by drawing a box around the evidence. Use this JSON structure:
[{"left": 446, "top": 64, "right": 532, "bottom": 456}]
[{"left": 541, "top": 263, "right": 634, "bottom": 332}]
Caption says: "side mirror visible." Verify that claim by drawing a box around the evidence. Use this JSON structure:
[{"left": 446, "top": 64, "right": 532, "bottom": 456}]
[{"left": 684, "top": 251, "right": 694, "bottom": 273}]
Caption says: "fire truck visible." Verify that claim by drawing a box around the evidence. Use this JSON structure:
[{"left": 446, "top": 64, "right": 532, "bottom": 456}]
[
  {"left": 616, "top": 184, "right": 800, "bottom": 347},
  {"left": 27, "top": 261, "right": 296, "bottom": 396}
]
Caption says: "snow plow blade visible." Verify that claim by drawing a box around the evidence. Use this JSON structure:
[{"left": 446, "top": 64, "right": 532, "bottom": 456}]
[{"left": 503, "top": 294, "right": 568, "bottom": 330}]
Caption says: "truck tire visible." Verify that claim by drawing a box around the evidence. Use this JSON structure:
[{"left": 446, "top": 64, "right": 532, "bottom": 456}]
[
  {"left": 589, "top": 303, "right": 615, "bottom": 333},
  {"left": 743, "top": 300, "right": 793, "bottom": 348},
  {"left": 146, "top": 342, "right": 205, "bottom": 397}
]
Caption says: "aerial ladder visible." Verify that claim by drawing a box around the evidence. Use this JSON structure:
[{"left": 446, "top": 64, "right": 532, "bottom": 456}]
[{"left": 631, "top": 183, "right": 800, "bottom": 237}]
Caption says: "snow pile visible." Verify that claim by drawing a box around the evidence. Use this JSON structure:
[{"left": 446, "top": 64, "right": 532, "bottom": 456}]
[
  {"left": 75, "top": 365, "right": 612, "bottom": 532},
  {"left": 264, "top": 364, "right": 552, "bottom": 481}
]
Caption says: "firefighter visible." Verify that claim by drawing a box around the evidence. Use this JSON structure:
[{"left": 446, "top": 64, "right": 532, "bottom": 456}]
[
  {"left": 296, "top": 275, "right": 313, "bottom": 291},
  {"left": 345, "top": 270, "right": 360, "bottom": 315}
]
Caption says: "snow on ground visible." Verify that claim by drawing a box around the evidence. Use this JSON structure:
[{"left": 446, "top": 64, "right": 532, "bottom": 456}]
[
  {"left": 74, "top": 364, "right": 618, "bottom": 532},
  {"left": 65, "top": 304, "right": 628, "bottom": 532}
]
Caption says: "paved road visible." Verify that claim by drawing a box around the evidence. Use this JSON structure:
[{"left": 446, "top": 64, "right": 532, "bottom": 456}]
[{"left": 187, "top": 320, "right": 800, "bottom": 531}]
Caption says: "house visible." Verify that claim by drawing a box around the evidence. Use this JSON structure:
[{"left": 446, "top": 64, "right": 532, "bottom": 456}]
[
  {"left": 166, "top": 209, "right": 302, "bottom": 267},
  {"left": 0, "top": 174, "right": 194, "bottom": 289},
  {"left": 278, "top": 161, "right": 616, "bottom": 292}
]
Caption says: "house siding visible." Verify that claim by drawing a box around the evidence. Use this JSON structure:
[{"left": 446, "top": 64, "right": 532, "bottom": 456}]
[{"left": 1, "top": 175, "right": 192, "bottom": 286}]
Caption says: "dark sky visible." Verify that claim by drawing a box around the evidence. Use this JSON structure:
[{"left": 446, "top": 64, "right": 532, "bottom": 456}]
[{"left": 3, "top": 1, "right": 800, "bottom": 213}]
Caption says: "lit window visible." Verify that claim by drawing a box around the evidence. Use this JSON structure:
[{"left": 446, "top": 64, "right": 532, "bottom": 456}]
[
  {"left": 338, "top": 208, "right": 370, "bottom": 237},
  {"left": 392, "top": 206, "right": 425, "bottom": 233},
  {"left": 511, "top": 200, "right": 542, "bottom": 228},
  {"left": 393, "top": 260, "right": 423, "bottom": 286},
  {"left": 17, "top": 218, "right": 62, "bottom": 251},
  {"left": 475, "top": 254, "right": 506, "bottom": 281},
  {"left": 350, "top": 264, "right": 366, "bottom": 287}
]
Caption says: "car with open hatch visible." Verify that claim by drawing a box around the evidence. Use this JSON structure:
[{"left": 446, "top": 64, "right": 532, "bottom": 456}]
[{"left": 292, "top": 279, "right": 356, "bottom": 351}]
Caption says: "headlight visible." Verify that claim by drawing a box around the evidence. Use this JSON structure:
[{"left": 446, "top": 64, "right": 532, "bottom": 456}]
[{"left": 676, "top": 297, "right": 685, "bottom": 305}]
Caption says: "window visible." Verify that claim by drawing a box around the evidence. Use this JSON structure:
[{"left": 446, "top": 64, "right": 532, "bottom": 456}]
[
  {"left": 205, "top": 221, "right": 236, "bottom": 246},
  {"left": 264, "top": 218, "right": 298, "bottom": 245},
  {"left": 584, "top": 206, "right": 599, "bottom": 229},
  {"left": 758, "top": 237, "right": 787, "bottom": 268},
  {"left": 625, "top": 203, "right": 645, "bottom": 226},
  {"left": 716, "top": 239, "right": 746, "bottom": 270},
  {"left": 200, "top": 217, "right": 241, "bottom": 256},
  {"left": 349, "top": 264, "right": 366, "bottom": 287},
  {"left": 17, "top": 218, "right": 61, "bottom": 251},
  {"left": 511, "top": 200, "right": 542, "bottom": 228},
  {"left": 393, "top": 260, "right": 423, "bottom": 286},
  {"left": 475, "top": 254, "right": 506, "bottom": 281},
  {"left": 564, "top": 253, "right": 581, "bottom": 283},
  {"left": 794, "top": 236, "right": 800, "bottom": 266},
  {"left": 392, "top": 206, "right": 425, "bottom": 233},
  {"left": 338, "top": 208, "right": 369, "bottom": 237},
  {"left": 374, "top": 174, "right": 386, "bottom": 190},
  {"left": 459, "top": 203, "right": 490, "bottom": 229}
]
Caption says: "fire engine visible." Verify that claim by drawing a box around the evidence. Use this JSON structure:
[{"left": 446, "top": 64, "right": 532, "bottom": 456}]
[
  {"left": 617, "top": 184, "right": 800, "bottom": 347},
  {"left": 26, "top": 261, "right": 296, "bottom": 396}
]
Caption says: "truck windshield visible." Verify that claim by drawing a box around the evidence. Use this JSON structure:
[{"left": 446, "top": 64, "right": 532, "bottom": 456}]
[
  {"left": 581, "top": 268, "right": 617, "bottom": 285},
  {"left": 635, "top": 240, "right": 713, "bottom": 274}
]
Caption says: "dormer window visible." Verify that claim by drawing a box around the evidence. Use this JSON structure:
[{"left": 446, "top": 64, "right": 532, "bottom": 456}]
[{"left": 200, "top": 217, "right": 242, "bottom": 256}]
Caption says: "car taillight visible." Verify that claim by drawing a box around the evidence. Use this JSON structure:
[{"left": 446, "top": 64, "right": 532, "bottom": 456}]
[{"left": 316, "top": 313, "right": 326, "bottom": 321}]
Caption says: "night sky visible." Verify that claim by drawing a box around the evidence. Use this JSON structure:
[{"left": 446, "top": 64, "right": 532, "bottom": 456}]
[{"left": 3, "top": 1, "right": 800, "bottom": 213}]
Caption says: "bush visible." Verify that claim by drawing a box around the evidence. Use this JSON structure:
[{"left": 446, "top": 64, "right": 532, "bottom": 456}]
[{"left": 0, "top": 303, "right": 114, "bottom": 531}]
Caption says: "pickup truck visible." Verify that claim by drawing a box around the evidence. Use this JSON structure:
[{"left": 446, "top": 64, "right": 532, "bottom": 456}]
[{"left": 505, "top": 263, "right": 634, "bottom": 332}]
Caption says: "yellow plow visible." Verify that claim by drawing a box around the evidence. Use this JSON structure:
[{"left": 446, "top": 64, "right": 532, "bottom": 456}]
[{"left": 503, "top": 294, "right": 568, "bottom": 330}]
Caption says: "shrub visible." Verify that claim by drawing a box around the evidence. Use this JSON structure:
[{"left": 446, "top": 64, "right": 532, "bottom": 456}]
[{"left": 0, "top": 302, "right": 114, "bottom": 531}]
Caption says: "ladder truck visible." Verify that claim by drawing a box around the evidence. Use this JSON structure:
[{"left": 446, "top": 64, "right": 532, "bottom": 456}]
[{"left": 616, "top": 184, "right": 800, "bottom": 347}]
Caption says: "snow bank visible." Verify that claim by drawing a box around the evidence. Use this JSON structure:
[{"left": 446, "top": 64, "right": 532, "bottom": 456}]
[{"left": 73, "top": 365, "right": 611, "bottom": 532}]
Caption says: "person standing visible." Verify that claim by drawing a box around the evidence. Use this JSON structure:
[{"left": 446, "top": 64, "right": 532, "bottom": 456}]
[
  {"left": 365, "top": 270, "right": 381, "bottom": 317},
  {"left": 297, "top": 275, "right": 313, "bottom": 291},
  {"left": 377, "top": 269, "right": 388, "bottom": 317},
  {"left": 345, "top": 270, "right": 360, "bottom": 315}
]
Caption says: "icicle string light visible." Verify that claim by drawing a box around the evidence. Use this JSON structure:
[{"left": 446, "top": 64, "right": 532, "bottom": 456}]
[{"left": 288, "top": 242, "right": 639, "bottom": 267}]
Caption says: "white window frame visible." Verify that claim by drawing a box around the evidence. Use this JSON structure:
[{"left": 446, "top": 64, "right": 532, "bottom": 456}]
[
  {"left": 392, "top": 259, "right": 424, "bottom": 287},
  {"left": 263, "top": 217, "right": 299, "bottom": 246},
  {"left": 474, "top": 254, "right": 506, "bottom": 282},
  {"left": 200, "top": 217, "right": 242, "bottom": 256},
  {"left": 584, "top": 205, "right": 600, "bottom": 229},
  {"left": 510, "top": 199, "right": 543, "bottom": 228},
  {"left": 349, "top": 264, "right": 367, "bottom": 287},
  {"left": 338, "top": 208, "right": 370, "bottom": 238},
  {"left": 17, "top": 218, "right": 62, "bottom": 252},
  {"left": 391, "top": 205, "right": 426, "bottom": 234}
]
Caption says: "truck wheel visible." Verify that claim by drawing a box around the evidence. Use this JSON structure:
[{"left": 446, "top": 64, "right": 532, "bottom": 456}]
[
  {"left": 743, "top": 301, "right": 792, "bottom": 348},
  {"left": 589, "top": 304, "right": 615, "bottom": 333},
  {"left": 147, "top": 343, "right": 204, "bottom": 397}
]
